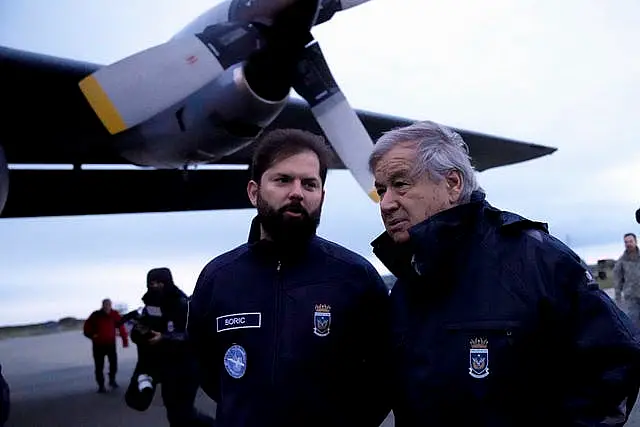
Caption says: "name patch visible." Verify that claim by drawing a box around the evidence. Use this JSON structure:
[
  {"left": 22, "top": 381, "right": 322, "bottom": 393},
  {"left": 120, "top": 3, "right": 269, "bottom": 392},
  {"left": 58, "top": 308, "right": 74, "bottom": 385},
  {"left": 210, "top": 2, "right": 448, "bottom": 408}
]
[{"left": 216, "top": 312, "right": 261, "bottom": 333}]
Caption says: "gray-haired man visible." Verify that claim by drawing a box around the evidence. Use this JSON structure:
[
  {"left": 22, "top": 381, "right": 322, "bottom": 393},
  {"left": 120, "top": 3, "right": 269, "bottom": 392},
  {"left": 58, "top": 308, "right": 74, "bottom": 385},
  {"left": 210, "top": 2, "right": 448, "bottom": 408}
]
[{"left": 369, "top": 120, "right": 640, "bottom": 426}]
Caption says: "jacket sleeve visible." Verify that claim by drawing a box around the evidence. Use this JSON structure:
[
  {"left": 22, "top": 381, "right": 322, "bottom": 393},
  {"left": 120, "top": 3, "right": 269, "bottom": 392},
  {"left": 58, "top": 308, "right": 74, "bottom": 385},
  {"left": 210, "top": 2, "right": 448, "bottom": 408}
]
[
  {"left": 356, "top": 265, "right": 393, "bottom": 426},
  {"left": 613, "top": 259, "right": 625, "bottom": 300},
  {"left": 113, "top": 312, "right": 129, "bottom": 345},
  {"left": 83, "top": 313, "right": 95, "bottom": 339},
  {"left": 187, "top": 266, "right": 219, "bottom": 401},
  {"left": 130, "top": 309, "right": 150, "bottom": 345},
  {"left": 557, "top": 257, "right": 640, "bottom": 426}
]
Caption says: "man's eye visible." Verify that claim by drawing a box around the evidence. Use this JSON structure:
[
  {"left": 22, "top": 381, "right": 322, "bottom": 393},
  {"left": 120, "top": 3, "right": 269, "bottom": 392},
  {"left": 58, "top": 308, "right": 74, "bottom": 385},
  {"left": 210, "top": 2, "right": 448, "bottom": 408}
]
[
  {"left": 376, "top": 188, "right": 386, "bottom": 197},
  {"left": 393, "top": 181, "right": 408, "bottom": 188}
]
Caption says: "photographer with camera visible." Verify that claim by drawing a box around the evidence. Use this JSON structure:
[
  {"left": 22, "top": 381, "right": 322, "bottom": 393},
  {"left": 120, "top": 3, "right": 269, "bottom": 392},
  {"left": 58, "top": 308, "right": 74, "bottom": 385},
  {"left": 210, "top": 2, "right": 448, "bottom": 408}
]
[{"left": 124, "top": 267, "right": 214, "bottom": 427}]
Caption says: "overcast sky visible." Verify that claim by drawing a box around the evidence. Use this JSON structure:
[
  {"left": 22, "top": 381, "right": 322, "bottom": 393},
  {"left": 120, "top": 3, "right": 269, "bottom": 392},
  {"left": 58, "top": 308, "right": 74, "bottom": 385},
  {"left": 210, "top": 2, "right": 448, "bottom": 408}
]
[{"left": 0, "top": 0, "right": 637, "bottom": 326}]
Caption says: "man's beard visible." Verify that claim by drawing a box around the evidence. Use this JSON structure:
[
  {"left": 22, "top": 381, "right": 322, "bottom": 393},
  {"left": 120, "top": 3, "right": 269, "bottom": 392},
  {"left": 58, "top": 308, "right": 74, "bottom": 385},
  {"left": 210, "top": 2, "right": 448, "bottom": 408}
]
[{"left": 256, "top": 191, "right": 321, "bottom": 248}]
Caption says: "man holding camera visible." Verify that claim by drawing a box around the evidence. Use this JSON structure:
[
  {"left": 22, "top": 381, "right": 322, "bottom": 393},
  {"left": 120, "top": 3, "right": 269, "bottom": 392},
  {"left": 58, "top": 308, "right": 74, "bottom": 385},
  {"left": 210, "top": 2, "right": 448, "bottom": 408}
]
[{"left": 124, "top": 267, "right": 214, "bottom": 427}]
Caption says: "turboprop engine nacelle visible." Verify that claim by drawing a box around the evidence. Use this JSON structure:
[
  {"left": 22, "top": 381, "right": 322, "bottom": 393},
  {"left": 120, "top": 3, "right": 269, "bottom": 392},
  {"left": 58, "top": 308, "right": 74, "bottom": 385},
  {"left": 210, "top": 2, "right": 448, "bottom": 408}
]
[{"left": 113, "top": 61, "right": 289, "bottom": 169}]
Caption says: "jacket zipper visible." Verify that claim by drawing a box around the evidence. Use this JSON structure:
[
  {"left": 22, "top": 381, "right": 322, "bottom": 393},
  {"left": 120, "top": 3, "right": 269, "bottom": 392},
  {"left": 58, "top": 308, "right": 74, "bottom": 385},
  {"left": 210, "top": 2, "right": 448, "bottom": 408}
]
[{"left": 272, "top": 260, "right": 282, "bottom": 385}]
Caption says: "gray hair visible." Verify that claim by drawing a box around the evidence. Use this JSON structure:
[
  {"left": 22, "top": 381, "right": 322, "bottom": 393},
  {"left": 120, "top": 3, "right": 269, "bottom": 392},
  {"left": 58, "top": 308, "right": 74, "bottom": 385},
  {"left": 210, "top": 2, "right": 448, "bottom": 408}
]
[{"left": 368, "top": 120, "right": 481, "bottom": 204}]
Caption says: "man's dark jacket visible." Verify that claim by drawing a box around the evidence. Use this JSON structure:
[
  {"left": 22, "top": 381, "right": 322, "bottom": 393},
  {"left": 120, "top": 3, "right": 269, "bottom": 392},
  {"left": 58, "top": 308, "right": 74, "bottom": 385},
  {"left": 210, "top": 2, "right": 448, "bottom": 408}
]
[
  {"left": 372, "top": 191, "right": 640, "bottom": 427},
  {"left": 131, "top": 268, "right": 192, "bottom": 365},
  {"left": 188, "top": 217, "right": 392, "bottom": 427}
]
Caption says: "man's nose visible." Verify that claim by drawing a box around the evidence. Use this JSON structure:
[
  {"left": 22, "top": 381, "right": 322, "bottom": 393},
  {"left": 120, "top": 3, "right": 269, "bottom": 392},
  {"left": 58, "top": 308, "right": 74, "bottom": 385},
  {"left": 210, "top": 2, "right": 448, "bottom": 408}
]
[
  {"left": 379, "top": 191, "right": 398, "bottom": 214},
  {"left": 288, "top": 180, "right": 304, "bottom": 199}
]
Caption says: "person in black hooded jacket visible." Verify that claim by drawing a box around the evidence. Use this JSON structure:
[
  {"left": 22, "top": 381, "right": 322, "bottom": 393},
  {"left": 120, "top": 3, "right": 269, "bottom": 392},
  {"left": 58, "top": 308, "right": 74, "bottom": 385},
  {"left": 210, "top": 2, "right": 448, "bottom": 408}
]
[{"left": 124, "top": 267, "right": 215, "bottom": 427}]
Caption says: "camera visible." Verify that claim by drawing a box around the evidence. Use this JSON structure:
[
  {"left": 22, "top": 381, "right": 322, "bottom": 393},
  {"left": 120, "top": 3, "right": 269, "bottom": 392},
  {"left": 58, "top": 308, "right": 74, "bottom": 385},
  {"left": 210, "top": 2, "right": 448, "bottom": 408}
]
[
  {"left": 132, "top": 324, "right": 155, "bottom": 341},
  {"left": 118, "top": 308, "right": 154, "bottom": 341}
]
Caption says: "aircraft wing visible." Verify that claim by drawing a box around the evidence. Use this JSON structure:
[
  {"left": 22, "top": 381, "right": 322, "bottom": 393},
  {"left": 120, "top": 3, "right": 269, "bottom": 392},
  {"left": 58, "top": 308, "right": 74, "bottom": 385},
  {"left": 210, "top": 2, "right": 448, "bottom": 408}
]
[{"left": 0, "top": 45, "right": 557, "bottom": 218}]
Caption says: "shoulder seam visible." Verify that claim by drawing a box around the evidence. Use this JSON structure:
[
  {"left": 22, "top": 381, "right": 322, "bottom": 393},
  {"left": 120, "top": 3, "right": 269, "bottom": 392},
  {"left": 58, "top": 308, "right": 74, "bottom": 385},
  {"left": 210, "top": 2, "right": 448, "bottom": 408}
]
[
  {"left": 203, "top": 244, "right": 251, "bottom": 276},
  {"left": 315, "top": 237, "right": 376, "bottom": 272}
]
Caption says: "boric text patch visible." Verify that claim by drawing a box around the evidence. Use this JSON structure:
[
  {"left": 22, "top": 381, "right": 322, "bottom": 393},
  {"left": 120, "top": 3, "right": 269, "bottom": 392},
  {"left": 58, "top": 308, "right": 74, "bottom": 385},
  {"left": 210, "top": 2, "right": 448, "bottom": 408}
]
[{"left": 216, "top": 312, "right": 261, "bottom": 332}]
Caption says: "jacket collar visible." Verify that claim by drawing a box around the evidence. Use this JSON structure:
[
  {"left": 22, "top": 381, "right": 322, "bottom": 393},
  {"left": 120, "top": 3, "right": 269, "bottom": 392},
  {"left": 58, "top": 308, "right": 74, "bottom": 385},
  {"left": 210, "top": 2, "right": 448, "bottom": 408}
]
[
  {"left": 372, "top": 191, "right": 486, "bottom": 279},
  {"left": 622, "top": 247, "right": 640, "bottom": 261},
  {"left": 372, "top": 190, "right": 549, "bottom": 281}
]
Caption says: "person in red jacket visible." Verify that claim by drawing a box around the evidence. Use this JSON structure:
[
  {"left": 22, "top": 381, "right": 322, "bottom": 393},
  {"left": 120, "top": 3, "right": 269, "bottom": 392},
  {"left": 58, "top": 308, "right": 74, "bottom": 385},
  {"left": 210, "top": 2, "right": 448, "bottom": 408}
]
[{"left": 83, "top": 298, "right": 129, "bottom": 393}]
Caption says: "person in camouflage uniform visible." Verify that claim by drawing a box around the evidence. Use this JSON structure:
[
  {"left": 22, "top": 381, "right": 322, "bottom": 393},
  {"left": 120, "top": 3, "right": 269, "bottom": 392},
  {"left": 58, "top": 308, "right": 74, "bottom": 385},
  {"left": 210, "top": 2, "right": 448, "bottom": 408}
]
[{"left": 615, "top": 233, "right": 640, "bottom": 325}]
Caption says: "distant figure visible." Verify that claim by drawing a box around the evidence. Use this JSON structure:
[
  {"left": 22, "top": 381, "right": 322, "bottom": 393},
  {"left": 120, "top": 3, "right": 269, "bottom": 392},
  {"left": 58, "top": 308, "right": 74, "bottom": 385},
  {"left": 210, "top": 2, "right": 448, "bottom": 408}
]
[
  {"left": 83, "top": 298, "right": 129, "bottom": 393},
  {"left": 368, "top": 120, "right": 640, "bottom": 426},
  {"left": 615, "top": 233, "right": 640, "bottom": 325},
  {"left": 125, "top": 267, "right": 214, "bottom": 427},
  {"left": 0, "top": 363, "right": 9, "bottom": 427}
]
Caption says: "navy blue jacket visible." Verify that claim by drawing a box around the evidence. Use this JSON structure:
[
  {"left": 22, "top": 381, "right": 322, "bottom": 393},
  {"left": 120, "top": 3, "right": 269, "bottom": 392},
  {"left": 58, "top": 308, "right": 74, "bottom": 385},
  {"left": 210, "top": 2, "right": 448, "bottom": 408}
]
[
  {"left": 372, "top": 191, "right": 640, "bottom": 427},
  {"left": 188, "top": 217, "right": 392, "bottom": 427}
]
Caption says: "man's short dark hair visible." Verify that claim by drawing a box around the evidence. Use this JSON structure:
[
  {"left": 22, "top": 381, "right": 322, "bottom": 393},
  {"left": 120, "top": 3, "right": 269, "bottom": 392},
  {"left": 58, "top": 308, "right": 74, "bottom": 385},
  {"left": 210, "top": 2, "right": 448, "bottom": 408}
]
[
  {"left": 625, "top": 233, "right": 637, "bottom": 241},
  {"left": 250, "top": 128, "right": 332, "bottom": 184}
]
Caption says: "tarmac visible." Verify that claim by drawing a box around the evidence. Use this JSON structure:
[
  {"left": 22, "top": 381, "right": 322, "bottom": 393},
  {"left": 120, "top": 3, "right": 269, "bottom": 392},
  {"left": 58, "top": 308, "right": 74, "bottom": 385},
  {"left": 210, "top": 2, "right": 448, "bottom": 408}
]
[
  {"left": 0, "top": 330, "right": 395, "bottom": 427},
  {"left": 0, "top": 288, "right": 637, "bottom": 427}
]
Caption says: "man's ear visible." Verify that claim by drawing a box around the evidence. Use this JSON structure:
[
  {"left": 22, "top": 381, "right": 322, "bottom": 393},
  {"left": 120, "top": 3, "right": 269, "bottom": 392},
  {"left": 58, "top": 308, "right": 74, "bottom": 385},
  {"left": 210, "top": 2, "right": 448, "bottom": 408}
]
[
  {"left": 445, "top": 170, "right": 463, "bottom": 204},
  {"left": 247, "top": 180, "right": 259, "bottom": 207}
]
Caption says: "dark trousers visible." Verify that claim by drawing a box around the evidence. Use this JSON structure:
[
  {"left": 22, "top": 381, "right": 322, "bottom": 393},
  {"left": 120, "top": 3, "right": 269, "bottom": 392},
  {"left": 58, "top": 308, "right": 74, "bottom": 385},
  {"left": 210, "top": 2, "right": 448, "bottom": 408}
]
[
  {"left": 92, "top": 342, "right": 117, "bottom": 387},
  {"left": 161, "top": 372, "right": 214, "bottom": 427},
  {"left": 125, "top": 349, "right": 215, "bottom": 427}
]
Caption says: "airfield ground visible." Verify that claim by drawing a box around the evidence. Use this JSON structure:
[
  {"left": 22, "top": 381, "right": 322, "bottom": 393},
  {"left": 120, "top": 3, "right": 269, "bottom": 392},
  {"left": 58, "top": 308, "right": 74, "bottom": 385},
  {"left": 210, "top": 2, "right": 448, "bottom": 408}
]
[{"left": 0, "top": 288, "right": 635, "bottom": 427}]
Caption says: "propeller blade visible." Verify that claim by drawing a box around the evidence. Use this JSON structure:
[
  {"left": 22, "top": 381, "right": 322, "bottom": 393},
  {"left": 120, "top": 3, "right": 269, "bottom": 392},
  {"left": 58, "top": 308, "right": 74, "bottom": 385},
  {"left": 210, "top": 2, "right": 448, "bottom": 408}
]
[
  {"left": 293, "top": 41, "right": 379, "bottom": 202},
  {"left": 79, "top": 35, "right": 226, "bottom": 135},
  {"left": 315, "top": 0, "right": 373, "bottom": 25}
]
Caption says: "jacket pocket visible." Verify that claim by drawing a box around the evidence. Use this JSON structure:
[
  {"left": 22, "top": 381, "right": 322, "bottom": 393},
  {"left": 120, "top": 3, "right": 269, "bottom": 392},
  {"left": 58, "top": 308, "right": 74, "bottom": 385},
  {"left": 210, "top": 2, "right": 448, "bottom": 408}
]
[{"left": 442, "top": 320, "right": 522, "bottom": 384}]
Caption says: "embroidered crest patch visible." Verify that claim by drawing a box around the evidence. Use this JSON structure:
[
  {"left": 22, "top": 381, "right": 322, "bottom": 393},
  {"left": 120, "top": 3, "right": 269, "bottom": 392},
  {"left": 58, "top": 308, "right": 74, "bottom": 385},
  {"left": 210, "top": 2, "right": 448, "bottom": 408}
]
[
  {"left": 469, "top": 337, "right": 489, "bottom": 379},
  {"left": 313, "top": 304, "right": 331, "bottom": 337},
  {"left": 224, "top": 344, "right": 247, "bottom": 379}
]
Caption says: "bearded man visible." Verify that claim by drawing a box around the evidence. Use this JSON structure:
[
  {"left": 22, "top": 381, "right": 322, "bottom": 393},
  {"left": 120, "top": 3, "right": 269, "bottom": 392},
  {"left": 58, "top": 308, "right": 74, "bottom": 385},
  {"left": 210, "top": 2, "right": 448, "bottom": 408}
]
[{"left": 187, "top": 128, "right": 393, "bottom": 427}]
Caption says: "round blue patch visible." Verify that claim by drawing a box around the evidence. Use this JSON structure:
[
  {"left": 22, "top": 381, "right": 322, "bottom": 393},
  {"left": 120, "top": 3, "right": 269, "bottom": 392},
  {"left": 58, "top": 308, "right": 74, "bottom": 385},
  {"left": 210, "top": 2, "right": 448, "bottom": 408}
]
[{"left": 223, "top": 344, "right": 247, "bottom": 379}]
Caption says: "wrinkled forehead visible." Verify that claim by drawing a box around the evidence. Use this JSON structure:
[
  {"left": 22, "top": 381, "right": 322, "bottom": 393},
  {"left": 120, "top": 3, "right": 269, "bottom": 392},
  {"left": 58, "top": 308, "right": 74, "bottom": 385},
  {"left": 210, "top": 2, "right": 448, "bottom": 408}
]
[{"left": 373, "top": 144, "right": 419, "bottom": 182}]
